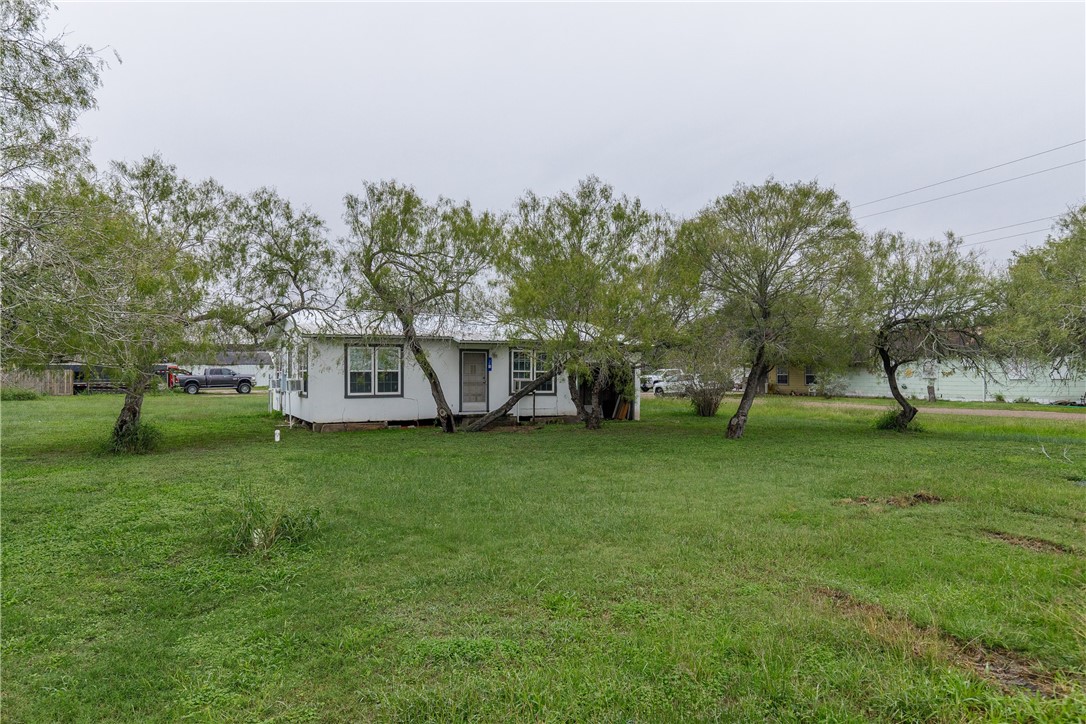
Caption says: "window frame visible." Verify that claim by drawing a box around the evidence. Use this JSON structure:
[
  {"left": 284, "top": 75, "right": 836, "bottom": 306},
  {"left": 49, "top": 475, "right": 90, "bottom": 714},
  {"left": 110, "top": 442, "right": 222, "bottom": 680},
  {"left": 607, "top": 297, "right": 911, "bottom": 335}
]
[
  {"left": 804, "top": 366, "right": 817, "bottom": 386},
  {"left": 509, "top": 349, "right": 556, "bottom": 396},
  {"left": 299, "top": 344, "right": 309, "bottom": 397},
  {"left": 344, "top": 344, "right": 404, "bottom": 398},
  {"left": 776, "top": 368, "right": 789, "bottom": 386}
]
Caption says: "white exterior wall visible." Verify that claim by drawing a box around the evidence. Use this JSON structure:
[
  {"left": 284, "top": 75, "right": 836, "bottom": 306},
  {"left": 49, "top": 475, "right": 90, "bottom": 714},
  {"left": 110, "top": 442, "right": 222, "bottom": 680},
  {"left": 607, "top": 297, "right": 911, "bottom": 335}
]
[
  {"left": 282, "top": 337, "right": 580, "bottom": 424},
  {"left": 839, "top": 364, "right": 1085, "bottom": 404},
  {"left": 190, "top": 364, "right": 275, "bottom": 387}
]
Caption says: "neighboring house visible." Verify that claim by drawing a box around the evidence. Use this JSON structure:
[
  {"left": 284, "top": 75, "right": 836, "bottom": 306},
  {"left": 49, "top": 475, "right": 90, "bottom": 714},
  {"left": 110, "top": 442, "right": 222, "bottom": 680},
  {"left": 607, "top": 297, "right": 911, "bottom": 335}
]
[
  {"left": 272, "top": 318, "right": 640, "bottom": 430},
  {"left": 188, "top": 347, "right": 275, "bottom": 387},
  {"left": 761, "top": 361, "right": 1083, "bottom": 403},
  {"left": 837, "top": 362, "right": 1084, "bottom": 404},
  {"left": 766, "top": 365, "right": 820, "bottom": 395}
]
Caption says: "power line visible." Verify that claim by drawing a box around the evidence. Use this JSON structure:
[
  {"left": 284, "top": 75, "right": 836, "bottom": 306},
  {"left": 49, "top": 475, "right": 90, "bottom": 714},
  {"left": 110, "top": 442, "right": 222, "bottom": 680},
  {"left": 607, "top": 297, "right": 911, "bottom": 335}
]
[
  {"left": 854, "top": 139, "right": 1086, "bottom": 208},
  {"left": 960, "top": 215, "right": 1060, "bottom": 238},
  {"left": 960, "top": 227, "right": 1051, "bottom": 247},
  {"left": 855, "top": 159, "right": 1085, "bottom": 220}
]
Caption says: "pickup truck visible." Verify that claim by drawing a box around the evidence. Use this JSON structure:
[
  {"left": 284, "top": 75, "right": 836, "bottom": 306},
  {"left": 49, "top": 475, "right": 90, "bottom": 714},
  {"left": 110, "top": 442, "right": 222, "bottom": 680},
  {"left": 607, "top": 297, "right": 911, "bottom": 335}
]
[{"left": 176, "top": 367, "right": 254, "bottom": 394}]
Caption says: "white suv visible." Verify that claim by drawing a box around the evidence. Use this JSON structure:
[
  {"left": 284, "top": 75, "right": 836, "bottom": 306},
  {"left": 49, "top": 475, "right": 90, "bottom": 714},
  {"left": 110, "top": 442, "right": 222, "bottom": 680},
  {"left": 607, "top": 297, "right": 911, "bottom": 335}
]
[
  {"left": 654, "top": 372, "right": 697, "bottom": 397},
  {"left": 641, "top": 368, "right": 683, "bottom": 392}
]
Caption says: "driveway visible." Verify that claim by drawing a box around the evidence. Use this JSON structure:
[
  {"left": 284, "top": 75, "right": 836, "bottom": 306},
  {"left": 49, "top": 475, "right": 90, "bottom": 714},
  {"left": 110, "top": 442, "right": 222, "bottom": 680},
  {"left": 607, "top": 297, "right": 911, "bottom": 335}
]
[{"left": 795, "top": 400, "right": 1085, "bottom": 421}]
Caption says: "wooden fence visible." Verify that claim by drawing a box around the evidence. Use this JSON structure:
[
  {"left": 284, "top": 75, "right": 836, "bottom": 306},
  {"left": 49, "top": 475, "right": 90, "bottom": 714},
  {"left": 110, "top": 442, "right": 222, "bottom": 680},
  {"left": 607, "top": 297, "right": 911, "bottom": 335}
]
[{"left": 1, "top": 369, "right": 74, "bottom": 395}]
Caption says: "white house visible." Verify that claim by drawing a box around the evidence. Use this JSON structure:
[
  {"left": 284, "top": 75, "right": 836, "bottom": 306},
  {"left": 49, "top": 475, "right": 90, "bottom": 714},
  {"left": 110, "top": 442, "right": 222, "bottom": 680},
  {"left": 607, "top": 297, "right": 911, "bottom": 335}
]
[{"left": 272, "top": 318, "right": 640, "bottom": 430}]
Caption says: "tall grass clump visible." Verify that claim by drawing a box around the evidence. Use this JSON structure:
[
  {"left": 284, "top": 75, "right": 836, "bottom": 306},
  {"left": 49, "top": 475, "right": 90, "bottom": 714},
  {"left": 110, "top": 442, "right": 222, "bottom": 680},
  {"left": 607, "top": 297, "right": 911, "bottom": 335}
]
[
  {"left": 873, "top": 409, "right": 923, "bottom": 433},
  {"left": 0, "top": 387, "right": 42, "bottom": 401},
  {"left": 106, "top": 420, "right": 162, "bottom": 454},
  {"left": 229, "top": 491, "right": 321, "bottom": 555}
]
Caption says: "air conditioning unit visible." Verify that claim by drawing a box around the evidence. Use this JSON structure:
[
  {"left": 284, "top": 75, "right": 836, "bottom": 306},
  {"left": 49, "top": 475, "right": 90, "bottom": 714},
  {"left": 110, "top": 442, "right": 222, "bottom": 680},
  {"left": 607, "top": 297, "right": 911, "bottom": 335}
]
[{"left": 286, "top": 379, "right": 303, "bottom": 392}]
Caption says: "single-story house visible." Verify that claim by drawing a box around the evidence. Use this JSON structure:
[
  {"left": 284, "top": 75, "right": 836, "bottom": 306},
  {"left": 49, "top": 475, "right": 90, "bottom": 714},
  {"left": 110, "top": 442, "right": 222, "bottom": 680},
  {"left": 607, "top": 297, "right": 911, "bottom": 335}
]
[
  {"left": 187, "top": 347, "right": 276, "bottom": 387},
  {"left": 765, "top": 362, "right": 1084, "bottom": 404},
  {"left": 836, "top": 362, "right": 1084, "bottom": 404},
  {"left": 272, "top": 318, "right": 640, "bottom": 430}
]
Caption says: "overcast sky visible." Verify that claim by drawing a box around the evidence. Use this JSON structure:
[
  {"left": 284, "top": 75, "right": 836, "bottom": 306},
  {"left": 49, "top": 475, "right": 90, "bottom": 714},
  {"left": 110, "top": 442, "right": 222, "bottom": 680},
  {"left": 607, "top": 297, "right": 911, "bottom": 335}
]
[{"left": 52, "top": 1, "right": 1085, "bottom": 264}]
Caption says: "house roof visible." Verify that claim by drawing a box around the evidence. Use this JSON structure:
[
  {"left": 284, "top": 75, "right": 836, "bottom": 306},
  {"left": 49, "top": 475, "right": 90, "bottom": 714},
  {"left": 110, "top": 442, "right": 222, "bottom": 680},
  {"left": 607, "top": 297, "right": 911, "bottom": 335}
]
[
  {"left": 206, "top": 349, "right": 275, "bottom": 366},
  {"left": 293, "top": 312, "right": 574, "bottom": 344}
]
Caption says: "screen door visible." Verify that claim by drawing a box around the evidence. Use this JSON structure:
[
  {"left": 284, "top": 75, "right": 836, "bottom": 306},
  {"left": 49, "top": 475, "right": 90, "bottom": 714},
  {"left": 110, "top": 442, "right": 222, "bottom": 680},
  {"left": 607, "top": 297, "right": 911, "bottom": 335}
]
[{"left": 461, "top": 351, "right": 488, "bottom": 413}]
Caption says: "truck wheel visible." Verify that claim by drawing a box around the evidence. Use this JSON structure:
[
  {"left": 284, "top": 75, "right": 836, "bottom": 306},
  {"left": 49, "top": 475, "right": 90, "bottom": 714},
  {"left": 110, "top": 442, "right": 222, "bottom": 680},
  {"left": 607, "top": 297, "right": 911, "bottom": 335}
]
[
  {"left": 654, "top": 386, "right": 665, "bottom": 397},
  {"left": 237, "top": 382, "right": 252, "bottom": 394},
  {"left": 185, "top": 382, "right": 199, "bottom": 395}
]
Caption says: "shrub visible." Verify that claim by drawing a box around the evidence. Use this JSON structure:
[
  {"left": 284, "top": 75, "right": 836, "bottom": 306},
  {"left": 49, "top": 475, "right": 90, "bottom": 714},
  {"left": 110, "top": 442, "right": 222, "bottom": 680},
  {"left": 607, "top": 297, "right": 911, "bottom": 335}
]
[
  {"left": 0, "top": 387, "right": 42, "bottom": 401},
  {"left": 106, "top": 421, "right": 162, "bottom": 454},
  {"left": 228, "top": 491, "right": 321, "bottom": 555},
  {"left": 873, "top": 409, "right": 923, "bottom": 433},
  {"left": 1013, "top": 396, "right": 1032, "bottom": 404},
  {"left": 689, "top": 385, "right": 726, "bottom": 417},
  {"left": 993, "top": 393, "right": 1006, "bottom": 403}
]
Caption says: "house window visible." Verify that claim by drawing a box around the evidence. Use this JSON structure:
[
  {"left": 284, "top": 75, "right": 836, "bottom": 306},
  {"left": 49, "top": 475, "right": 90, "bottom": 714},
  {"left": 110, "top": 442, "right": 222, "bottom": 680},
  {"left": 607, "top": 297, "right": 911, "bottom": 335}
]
[
  {"left": 776, "top": 368, "right": 789, "bottom": 386},
  {"left": 511, "top": 350, "right": 554, "bottom": 394},
  {"left": 346, "top": 345, "right": 402, "bottom": 396},
  {"left": 804, "top": 366, "right": 817, "bottom": 386},
  {"left": 347, "top": 346, "right": 372, "bottom": 395},
  {"left": 375, "top": 347, "right": 401, "bottom": 394},
  {"left": 300, "top": 344, "right": 309, "bottom": 396}
]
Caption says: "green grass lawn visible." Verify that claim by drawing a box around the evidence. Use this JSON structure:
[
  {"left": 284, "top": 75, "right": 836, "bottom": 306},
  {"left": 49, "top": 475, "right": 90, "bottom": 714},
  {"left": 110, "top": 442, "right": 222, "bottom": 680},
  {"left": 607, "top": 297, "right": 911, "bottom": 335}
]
[{"left": 2, "top": 393, "right": 1084, "bottom": 722}]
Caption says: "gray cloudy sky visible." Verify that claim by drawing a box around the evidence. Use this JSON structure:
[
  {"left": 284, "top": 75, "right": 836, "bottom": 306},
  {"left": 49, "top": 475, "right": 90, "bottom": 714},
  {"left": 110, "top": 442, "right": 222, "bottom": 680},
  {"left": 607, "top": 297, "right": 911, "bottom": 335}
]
[{"left": 54, "top": 1, "right": 1085, "bottom": 263}]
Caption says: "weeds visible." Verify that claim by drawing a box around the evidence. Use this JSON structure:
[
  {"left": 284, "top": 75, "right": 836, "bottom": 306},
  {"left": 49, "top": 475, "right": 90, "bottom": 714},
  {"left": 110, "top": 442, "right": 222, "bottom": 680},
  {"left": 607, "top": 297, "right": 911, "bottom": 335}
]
[
  {"left": 873, "top": 409, "right": 924, "bottom": 433},
  {"left": 228, "top": 490, "right": 321, "bottom": 555},
  {"left": 0, "top": 387, "right": 42, "bottom": 401},
  {"left": 106, "top": 420, "right": 162, "bottom": 454}
]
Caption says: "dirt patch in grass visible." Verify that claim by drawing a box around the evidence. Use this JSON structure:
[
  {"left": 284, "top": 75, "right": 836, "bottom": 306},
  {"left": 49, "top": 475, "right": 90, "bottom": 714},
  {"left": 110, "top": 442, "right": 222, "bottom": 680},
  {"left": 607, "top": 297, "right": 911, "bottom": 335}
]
[
  {"left": 836, "top": 491, "right": 943, "bottom": 508},
  {"left": 812, "top": 586, "right": 1075, "bottom": 697},
  {"left": 486, "top": 423, "right": 544, "bottom": 433},
  {"left": 984, "top": 531, "right": 1075, "bottom": 555}
]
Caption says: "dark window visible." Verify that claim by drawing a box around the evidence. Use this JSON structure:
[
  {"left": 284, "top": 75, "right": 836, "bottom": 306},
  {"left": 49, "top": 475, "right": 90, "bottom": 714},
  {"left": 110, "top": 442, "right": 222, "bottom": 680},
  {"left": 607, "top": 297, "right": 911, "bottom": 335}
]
[
  {"left": 776, "top": 368, "right": 789, "bottom": 385},
  {"left": 805, "top": 366, "right": 817, "bottom": 385}
]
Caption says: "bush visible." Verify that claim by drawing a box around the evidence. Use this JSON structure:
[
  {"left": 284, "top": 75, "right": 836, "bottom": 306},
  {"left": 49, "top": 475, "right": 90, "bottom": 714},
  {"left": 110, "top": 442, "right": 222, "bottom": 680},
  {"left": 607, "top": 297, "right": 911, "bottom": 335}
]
[
  {"left": 0, "top": 387, "right": 42, "bottom": 401},
  {"left": 1013, "top": 396, "right": 1032, "bottom": 404},
  {"left": 689, "top": 386, "right": 726, "bottom": 417},
  {"left": 993, "top": 393, "right": 1006, "bottom": 403},
  {"left": 228, "top": 492, "right": 321, "bottom": 555},
  {"left": 873, "top": 409, "right": 923, "bottom": 433},
  {"left": 106, "top": 420, "right": 162, "bottom": 454}
]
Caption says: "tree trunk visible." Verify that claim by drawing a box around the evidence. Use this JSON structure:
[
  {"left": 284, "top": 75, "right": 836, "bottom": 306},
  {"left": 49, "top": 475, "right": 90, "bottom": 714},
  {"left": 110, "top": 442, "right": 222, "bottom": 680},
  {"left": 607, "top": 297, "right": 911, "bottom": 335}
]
[
  {"left": 878, "top": 347, "right": 918, "bottom": 427},
  {"left": 464, "top": 365, "right": 562, "bottom": 432},
  {"left": 567, "top": 369, "right": 588, "bottom": 422},
  {"left": 585, "top": 365, "right": 607, "bottom": 430},
  {"left": 405, "top": 333, "right": 456, "bottom": 433},
  {"left": 112, "top": 371, "right": 151, "bottom": 443},
  {"left": 726, "top": 347, "right": 767, "bottom": 440}
]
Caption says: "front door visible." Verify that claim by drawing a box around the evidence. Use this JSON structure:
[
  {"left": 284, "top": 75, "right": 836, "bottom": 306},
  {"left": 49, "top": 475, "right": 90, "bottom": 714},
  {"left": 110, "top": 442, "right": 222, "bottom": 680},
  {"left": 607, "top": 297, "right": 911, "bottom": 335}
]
[{"left": 461, "top": 351, "right": 488, "bottom": 413}]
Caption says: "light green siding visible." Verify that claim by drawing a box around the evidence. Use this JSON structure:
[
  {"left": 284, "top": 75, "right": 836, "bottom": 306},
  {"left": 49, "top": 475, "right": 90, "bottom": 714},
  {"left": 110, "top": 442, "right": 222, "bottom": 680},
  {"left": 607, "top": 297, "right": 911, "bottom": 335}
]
[{"left": 840, "top": 364, "right": 1084, "bottom": 404}]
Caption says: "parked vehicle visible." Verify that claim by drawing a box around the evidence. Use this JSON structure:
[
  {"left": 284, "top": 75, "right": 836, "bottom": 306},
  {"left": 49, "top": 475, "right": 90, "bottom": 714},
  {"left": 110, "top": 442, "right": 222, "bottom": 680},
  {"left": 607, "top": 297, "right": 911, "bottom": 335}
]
[
  {"left": 654, "top": 372, "right": 697, "bottom": 397},
  {"left": 152, "top": 363, "right": 189, "bottom": 389},
  {"left": 50, "top": 363, "right": 117, "bottom": 393},
  {"left": 641, "top": 368, "right": 683, "bottom": 392},
  {"left": 176, "top": 367, "right": 254, "bottom": 394}
]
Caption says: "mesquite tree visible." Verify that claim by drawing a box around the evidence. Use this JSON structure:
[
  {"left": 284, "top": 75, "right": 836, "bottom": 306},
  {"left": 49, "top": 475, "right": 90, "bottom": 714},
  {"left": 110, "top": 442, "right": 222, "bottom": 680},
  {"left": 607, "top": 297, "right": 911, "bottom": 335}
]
[
  {"left": 495, "top": 176, "right": 671, "bottom": 430},
  {"left": 1, "top": 0, "right": 111, "bottom": 189},
  {"left": 342, "top": 180, "right": 501, "bottom": 433},
  {"left": 861, "top": 231, "right": 994, "bottom": 429},
  {"left": 681, "top": 179, "right": 862, "bottom": 439},
  {"left": 1, "top": 174, "right": 203, "bottom": 446},
  {"left": 990, "top": 205, "right": 1086, "bottom": 375}
]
